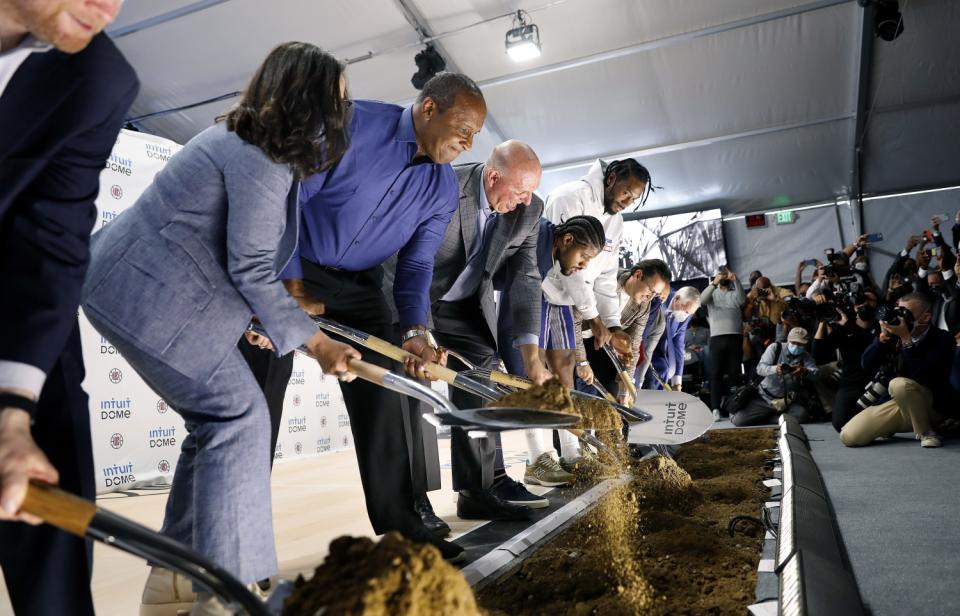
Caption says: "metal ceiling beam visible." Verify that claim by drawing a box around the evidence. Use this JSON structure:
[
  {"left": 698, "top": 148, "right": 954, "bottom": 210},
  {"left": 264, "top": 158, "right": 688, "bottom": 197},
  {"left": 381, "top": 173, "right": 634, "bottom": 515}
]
[
  {"left": 475, "top": 0, "right": 854, "bottom": 90},
  {"left": 540, "top": 112, "right": 855, "bottom": 175},
  {"left": 107, "top": 0, "right": 232, "bottom": 38},
  {"left": 392, "top": 0, "right": 508, "bottom": 145}
]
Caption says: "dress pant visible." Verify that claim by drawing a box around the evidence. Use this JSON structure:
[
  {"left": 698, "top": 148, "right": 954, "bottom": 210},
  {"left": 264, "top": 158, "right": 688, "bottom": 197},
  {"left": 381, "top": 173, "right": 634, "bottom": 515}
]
[
  {"left": 237, "top": 339, "right": 294, "bottom": 468},
  {"left": 299, "top": 260, "right": 422, "bottom": 533},
  {"left": 709, "top": 334, "right": 744, "bottom": 411},
  {"left": 0, "top": 324, "right": 96, "bottom": 616},
  {"left": 432, "top": 297, "right": 499, "bottom": 492},
  {"left": 731, "top": 397, "right": 810, "bottom": 427},
  {"left": 400, "top": 391, "right": 441, "bottom": 494},
  {"left": 579, "top": 342, "right": 620, "bottom": 396},
  {"left": 840, "top": 378, "right": 939, "bottom": 447},
  {"left": 831, "top": 379, "right": 868, "bottom": 432}
]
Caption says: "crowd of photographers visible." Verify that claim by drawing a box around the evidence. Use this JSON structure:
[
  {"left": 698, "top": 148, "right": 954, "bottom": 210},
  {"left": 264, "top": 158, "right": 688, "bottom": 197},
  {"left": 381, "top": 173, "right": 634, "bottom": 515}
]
[{"left": 683, "top": 214, "right": 960, "bottom": 449}]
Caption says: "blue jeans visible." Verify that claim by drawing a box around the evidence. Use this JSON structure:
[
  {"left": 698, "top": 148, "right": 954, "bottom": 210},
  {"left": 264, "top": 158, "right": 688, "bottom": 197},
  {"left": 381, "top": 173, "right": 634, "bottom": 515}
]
[{"left": 87, "top": 313, "right": 276, "bottom": 587}]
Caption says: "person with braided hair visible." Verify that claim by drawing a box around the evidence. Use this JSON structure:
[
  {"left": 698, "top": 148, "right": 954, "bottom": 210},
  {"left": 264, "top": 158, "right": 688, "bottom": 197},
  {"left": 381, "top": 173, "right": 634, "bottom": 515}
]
[
  {"left": 498, "top": 215, "right": 609, "bottom": 485},
  {"left": 544, "top": 158, "right": 657, "bottom": 366}
]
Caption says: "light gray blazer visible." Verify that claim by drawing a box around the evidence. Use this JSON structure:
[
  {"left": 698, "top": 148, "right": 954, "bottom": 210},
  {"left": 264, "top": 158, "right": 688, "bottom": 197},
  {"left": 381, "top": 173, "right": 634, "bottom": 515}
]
[
  {"left": 428, "top": 163, "right": 543, "bottom": 341},
  {"left": 82, "top": 123, "right": 317, "bottom": 382}
]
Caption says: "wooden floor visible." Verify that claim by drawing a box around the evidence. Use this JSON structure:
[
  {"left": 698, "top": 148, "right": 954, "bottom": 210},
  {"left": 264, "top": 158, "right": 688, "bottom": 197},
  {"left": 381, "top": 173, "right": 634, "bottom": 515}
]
[{"left": 0, "top": 431, "right": 542, "bottom": 616}]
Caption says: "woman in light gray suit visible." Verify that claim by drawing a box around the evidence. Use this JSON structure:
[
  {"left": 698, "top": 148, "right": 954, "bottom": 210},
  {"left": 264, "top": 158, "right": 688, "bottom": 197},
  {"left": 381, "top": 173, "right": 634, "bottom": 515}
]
[{"left": 81, "top": 43, "right": 360, "bottom": 615}]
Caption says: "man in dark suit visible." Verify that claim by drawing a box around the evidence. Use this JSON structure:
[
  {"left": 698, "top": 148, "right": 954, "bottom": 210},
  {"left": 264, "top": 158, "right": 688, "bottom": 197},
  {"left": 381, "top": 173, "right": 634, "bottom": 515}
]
[
  {"left": 0, "top": 2, "right": 137, "bottom": 614},
  {"left": 427, "top": 141, "right": 554, "bottom": 522}
]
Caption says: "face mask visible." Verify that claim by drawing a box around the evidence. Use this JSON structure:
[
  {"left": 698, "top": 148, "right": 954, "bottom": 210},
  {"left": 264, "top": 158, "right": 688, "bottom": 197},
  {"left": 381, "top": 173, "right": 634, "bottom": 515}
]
[
  {"left": 787, "top": 343, "right": 803, "bottom": 356},
  {"left": 854, "top": 262, "right": 868, "bottom": 272},
  {"left": 670, "top": 310, "right": 689, "bottom": 323},
  {"left": 929, "top": 285, "right": 947, "bottom": 297}
]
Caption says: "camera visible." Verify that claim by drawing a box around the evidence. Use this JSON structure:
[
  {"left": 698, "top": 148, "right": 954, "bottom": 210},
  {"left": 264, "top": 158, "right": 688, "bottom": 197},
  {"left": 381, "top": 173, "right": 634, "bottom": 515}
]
[
  {"left": 756, "top": 287, "right": 770, "bottom": 298},
  {"left": 857, "top": 366, "right": 894, "bottom": 409},
  {"left": 877, "top": 305, "right": 915, "bottom": 331}
]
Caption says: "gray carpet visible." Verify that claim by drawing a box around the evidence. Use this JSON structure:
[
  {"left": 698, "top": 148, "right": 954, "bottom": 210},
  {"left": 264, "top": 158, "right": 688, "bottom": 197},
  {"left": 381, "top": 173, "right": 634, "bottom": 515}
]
[{"left": 805, "top": 423, "right": 960, "bottom": 616}]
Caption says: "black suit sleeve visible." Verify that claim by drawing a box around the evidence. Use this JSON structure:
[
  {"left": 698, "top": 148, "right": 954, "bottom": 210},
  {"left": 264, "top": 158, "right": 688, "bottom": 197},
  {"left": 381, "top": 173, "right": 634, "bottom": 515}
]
[{"left": 0, "top": 44, "right": 138, "bottom": 380}]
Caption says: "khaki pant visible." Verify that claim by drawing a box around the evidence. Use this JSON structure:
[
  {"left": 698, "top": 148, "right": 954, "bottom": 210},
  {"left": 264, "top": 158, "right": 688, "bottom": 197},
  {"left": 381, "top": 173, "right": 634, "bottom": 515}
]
[{"left": 840, "top": 378, "right": 939, "bottom": 447}]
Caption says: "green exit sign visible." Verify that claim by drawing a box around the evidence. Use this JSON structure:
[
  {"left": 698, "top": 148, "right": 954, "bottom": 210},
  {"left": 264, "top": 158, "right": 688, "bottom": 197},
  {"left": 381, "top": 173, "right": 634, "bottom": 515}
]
[{"left": 776, "top": 210, "right": 795, "bottom": 224}]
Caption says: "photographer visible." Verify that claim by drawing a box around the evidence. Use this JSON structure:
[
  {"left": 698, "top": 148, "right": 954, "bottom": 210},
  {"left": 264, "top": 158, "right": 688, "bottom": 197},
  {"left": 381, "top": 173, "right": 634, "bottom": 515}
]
[
  {"left": 701, "top": 266, "right": 746, "bottom": 415},
  {"left": 915, "top": 223, "right": 957, "bottom": 331},
  {"left": 806, "top": 263, "right": 845, "bottom": 299},
  {"left": 742, "top": 316, "right": 776, "bottom": 380},
  {"left": 881, "top": 236, "right": 921, "bottom": 303},
  {"left": 777, "top": 296, "right": 816, "bottom": 343},
  {"left": 812, "top": 294, "right": 879, "bottom": 431},
  {"left": 731, "top": 327, "right": 820, "bottom": 426},
  {"left": 840, "top": 292, "right": 957, "bottom": 448},
  {"left": 744, "top": 276, "right": 791, "bottom": 324}
]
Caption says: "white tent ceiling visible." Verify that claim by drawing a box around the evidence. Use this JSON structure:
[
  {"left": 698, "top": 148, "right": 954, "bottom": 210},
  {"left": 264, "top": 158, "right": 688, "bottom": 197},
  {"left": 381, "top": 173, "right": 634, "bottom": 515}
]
[{"left": 108, "top": 0, "right": 960, "bottom": 216}]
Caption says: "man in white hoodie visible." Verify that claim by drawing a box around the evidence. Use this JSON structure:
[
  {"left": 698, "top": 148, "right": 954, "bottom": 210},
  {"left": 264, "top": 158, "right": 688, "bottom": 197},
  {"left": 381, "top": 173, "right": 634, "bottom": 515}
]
[{"left": 544, "top": 159, "right": 656, "bottom": 360}]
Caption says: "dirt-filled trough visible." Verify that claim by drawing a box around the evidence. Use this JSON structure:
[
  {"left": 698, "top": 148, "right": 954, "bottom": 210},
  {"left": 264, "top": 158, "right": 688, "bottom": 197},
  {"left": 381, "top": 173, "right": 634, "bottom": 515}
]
[{"left": 478, "top": 428, "right": 775, "bottom": 616}]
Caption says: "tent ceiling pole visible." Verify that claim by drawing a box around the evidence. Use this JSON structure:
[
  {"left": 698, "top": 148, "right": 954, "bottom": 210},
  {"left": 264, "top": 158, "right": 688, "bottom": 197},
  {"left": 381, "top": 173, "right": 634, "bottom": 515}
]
[
  {"left": 107, "top": 0, "right": 233, "bottom": 38},
  {"left": 851, "top": 3, "right": 875, "bottom": 237},
  {"left": 392, "top": 0, "right": 508, "bottom": 145}
]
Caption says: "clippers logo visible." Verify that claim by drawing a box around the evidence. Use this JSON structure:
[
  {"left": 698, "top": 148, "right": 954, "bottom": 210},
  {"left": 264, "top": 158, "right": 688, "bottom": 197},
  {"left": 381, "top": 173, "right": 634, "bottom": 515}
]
[
  {"left": 288, "top": 369, "right": 305, "bottom": 386},
  {"left": 157, "top": 399, "right": 168, "bottom": 414},
  {"left": 320, "top": 415, "right": 328, "bottom": 428},
  {"left": 109, "top": 433, "right": 124, "bottom": 449},
  {"left": 295, "top": 442, "right": 303, "bottom": 455},
  {"left": 145, "top": 143, "right": 174, "bottom": 162},
  {"left": 103, "top": 462, "right": 135, "bottom": 487},
  {"left": 158, "top": 460, "right": 171, "bottom": 474},
  {"left": 342, "top": 435, "right": 350, "bottom": 447},
  {"left": 104, "top": 153, "right": 133, "bottom": 177},
  {"left": 108, "top": 368, "right": 123, "bottom": 384},
  {"left": 100, "top": 397, "right": 132, "bottom": 420},
  {"left": 288, "top": 416, "right": 307, "bottom": 433},
  {"left": 110, "top": 185, "right": 123, "bottom": 200},
  {"left": 292, "top": 394, "right": 302, "bottom": 407}
]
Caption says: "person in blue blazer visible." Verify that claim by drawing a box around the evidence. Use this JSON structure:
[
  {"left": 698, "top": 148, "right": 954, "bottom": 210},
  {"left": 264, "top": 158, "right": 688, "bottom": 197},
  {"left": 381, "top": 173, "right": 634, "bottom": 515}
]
[
  {"left": 81, "top": 43, "right": 360, "bottom": 615},
  {"left": 646, "top": 286, "right": 702, "bottom": 390},
  {"left": 0, "top": 2, "right": 136, "bottom": 614}
]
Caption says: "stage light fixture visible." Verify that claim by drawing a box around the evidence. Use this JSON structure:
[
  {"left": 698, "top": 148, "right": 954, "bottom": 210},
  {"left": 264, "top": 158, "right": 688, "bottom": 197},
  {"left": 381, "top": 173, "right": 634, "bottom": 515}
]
[
  {"left": 858, "top": 0, "right": 904, "bottom": 42},
  {"left": 411, "top": 44, "right": 446, "bottom": 90},
  {"left": 505, "top": 10, "right": 542, "bottom": 62}
]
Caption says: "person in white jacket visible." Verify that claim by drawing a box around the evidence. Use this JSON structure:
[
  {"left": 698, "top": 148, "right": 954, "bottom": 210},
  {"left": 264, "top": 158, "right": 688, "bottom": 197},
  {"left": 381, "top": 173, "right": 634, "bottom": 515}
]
[{"left": 543, "top": 158, "right": 656, "bottom": 361}]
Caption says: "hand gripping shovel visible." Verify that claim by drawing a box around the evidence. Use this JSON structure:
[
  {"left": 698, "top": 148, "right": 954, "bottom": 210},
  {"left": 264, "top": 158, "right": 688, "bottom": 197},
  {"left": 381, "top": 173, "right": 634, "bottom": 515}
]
[
  {"left": 600, "top": 344, "right": 715, "bottom": 445},
  {"left": 248, "top": 323, "right": 580, "bottom": 434},
  {"left": 19, "top": 482, "right": 271, "bottom": 616}
]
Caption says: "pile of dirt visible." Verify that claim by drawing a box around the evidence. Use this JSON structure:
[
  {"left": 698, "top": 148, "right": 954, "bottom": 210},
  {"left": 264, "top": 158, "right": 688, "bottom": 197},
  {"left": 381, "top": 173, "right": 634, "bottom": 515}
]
[
  {"left": 495, "top": 378, "right": 577, "bottom": 416},
  {"left": 282, "top": 532, "right": 479, "bottom": 616},
  {"left": 478, "top": 428, "right": 774, "bottom": 615},
  {"left": 495, "top": 379, "right": 621, "bottom": 430}
]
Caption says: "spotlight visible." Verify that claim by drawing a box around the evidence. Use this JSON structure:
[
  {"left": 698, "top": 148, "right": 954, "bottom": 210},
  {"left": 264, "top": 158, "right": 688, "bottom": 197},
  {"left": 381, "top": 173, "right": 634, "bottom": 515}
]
[
  {"left": 411, "top": 44, "right": 446, "bottom": 90},
  {"left": 505, "top": 10, "right": 542, "bottom": 62},
  {"left": 858, "top": 0, "right": 904, "bottom": 41}
]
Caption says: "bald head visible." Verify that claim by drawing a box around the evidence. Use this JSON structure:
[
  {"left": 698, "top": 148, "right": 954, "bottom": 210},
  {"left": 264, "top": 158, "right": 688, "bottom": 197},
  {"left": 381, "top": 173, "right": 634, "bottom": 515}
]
[{"left": 483, "top": 140, "right": 542, "bottom": 213}]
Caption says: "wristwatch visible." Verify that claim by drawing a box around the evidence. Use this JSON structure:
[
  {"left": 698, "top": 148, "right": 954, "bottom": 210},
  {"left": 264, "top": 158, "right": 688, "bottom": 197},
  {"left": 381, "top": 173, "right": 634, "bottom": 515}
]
[{"left": 402, "top": 328, "right": 439, "bottom": 350}]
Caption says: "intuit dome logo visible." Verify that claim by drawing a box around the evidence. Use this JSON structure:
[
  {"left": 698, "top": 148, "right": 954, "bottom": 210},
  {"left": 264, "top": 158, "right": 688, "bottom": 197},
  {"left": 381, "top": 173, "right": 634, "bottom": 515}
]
[
  {"left": 104, "top": 152, "right": 133, "bottom": 177},
  {"left": 145, "top": 143, "right": 174, "bottom": 162},
  {"left": 103, "top": 462, "right": 135, "bottom": 488},
  {"left": 109, "top": 433, "right": 124, "bottom": 449},
  {"left": 100, "top": 209, "right": 119, "bottom": 228},
  {"left": 108, "top": 367, "right": 123, "bottom": 384},
  {"left": 337, "top": 414, "right": 350, "bottom": 428},
  {"left": 315, "top": 392, "right": 330, "bottom": 408},
  {"left": 316, "top": 437, "right": 331, "bottom": 453},
  {"left": 100, "top": 397, "right": 132, "bottom": 420},
  {"left": 149, "top": 426, "right": 177, "bottom": 448},
  {"left": 288, "top": 416, "right": 307, "bottom": 433},
  {"left": 274, "top": 443, "right": 283, "bottom": 461},
  {"left": 288, "top": 369, "right": 305, "bottom": 386},
  {"left": 100, "top": 336, "right": 121, "bottom": 356}
]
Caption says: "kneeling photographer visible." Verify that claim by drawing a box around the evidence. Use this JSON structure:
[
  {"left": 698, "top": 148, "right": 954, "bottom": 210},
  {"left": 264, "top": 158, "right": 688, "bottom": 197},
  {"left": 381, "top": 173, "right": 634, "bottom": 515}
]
[
  {"left": 731, "top": 327, "right": 820, "bottom": 427},
  {"left": 811, "top": 291, "right": 879, "bottom": 431},
  {"left": 840, "top": 292, "right": 957, "bottom": 449}
]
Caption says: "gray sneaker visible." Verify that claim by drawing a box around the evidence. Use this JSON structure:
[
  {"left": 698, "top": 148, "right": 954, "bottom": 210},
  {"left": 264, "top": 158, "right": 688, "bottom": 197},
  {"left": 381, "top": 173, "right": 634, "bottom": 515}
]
[
  {"left": 524, "top": 452, "right": 574, "bottom": 487},
  {"left": 919, "top": 432, "right": 942, "bottom": 448}
]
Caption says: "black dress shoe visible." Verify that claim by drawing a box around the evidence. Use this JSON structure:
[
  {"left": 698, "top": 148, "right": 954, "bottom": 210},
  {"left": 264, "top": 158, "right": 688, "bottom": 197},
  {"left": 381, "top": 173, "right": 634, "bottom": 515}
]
[
  {"left": 401, "top": 522, "right": 465, "bottom": 563},
  {"left": 414, "top": 494, "right": 451, "bottom": 538},
  {"left": 457, "top": 489, "right": 533, "bottom": 521}
]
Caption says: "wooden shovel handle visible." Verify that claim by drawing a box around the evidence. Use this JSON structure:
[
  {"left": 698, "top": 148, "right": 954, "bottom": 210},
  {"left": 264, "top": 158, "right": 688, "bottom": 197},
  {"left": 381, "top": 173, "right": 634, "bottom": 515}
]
[
  {"left": 488, "top": 371, "right": 533, "bottom": 390},
  {"left": 21, "top": 481, "right": 97, "bottom": 537},
  {"left": 363, "top": 336, "right": 461, "bottom": 384},
  {"left": 619, "top": 371, "right": 639, "bottom": 399},
  {"left": 347, "top": 358, "right": 389, "bottom": 385}
]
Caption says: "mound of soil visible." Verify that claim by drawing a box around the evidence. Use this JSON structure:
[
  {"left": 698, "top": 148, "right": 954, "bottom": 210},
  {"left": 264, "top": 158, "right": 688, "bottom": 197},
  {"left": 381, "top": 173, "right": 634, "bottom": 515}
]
[
  {"left": 495, "top": 378, "right": 621, "bottom": 430},
  {"left": 282, "top": 532, "right": 479, "bottom": 616},
  {"left": 478, "top": 428, "right": 774, "bottom": 615}
]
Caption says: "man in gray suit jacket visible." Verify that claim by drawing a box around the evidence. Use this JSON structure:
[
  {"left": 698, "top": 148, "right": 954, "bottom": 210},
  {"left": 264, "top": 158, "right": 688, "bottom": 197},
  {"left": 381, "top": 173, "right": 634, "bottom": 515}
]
[{"left": 428, "top": 141, "right": 554, "bottom": 522}]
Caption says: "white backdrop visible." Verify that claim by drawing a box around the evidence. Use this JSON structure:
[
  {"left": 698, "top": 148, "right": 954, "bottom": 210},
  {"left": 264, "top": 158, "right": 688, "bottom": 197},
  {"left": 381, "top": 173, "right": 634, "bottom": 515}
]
[{"left": 83, "top": 129, "right": 354, "bottom": 494}]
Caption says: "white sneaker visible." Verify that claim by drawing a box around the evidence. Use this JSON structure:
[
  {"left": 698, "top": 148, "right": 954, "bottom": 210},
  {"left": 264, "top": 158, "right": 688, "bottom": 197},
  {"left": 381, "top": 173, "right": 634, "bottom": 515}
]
[
  {"left": 140, "top": 566, "right": 197, "bottom": 616},
  {"left": 919, "top": 432, "right": 942, "bottom": 448},
  {"left": 712, "top": 409, "right": 721, "bottom": 422}
]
